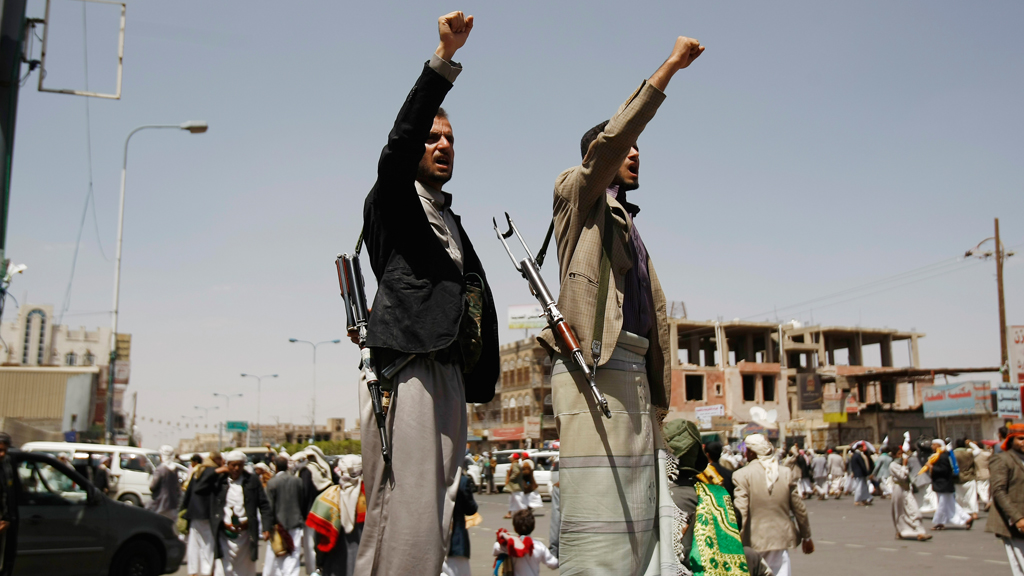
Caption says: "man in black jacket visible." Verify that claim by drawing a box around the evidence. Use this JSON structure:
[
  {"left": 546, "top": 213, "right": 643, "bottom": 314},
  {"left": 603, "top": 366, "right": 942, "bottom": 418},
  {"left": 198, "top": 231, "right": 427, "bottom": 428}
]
[
  {"left": 354, "top": 11, "right": 498, "bottom": 576},
  {"left": 0, "top": 433, "right": 18, "bottom": 576},
  {"left": 213, "top": 451, "right": 272, "bottom": 576},
  {"left": 930, "top": 440, "right": 973, "bottom": 529},
  {"left": 850, "top": 442, "right": 874, "bottom": 506},
  {"left": 182, "top": 451, "right": 223, "bottom": 576}
]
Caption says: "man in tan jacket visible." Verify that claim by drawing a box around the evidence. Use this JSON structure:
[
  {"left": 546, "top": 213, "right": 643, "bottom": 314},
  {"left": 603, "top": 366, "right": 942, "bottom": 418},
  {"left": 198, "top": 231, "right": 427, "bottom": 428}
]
[
  {"left": 538, "top": 36, "right": 703, "bottom": 576},
  {"left": 733, "top": 434, "right": 813, "bottom": 576},
  {"left": 986, "top": 423, "right": 1024, "bottom": 571}
]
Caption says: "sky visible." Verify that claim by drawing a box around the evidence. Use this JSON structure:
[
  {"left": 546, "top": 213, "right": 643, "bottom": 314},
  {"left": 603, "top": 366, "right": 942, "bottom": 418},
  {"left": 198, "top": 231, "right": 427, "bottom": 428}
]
[{"left": 5, "top": 1, "right": 1022, "bottom": 448}]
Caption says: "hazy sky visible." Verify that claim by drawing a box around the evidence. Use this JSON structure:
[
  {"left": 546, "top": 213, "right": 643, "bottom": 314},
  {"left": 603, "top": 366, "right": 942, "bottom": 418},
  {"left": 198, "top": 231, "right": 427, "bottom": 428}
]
[{"left": 7, "top": 1, "right": 1022, "bottom": 448}]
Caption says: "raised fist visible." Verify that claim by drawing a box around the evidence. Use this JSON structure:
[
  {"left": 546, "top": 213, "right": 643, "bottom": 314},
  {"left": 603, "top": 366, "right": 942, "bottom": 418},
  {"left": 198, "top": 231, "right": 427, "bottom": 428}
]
[
  {"left": 436, "top": 11, "right": 474, "bottom": 61},
  {"left": 668, "top": 36, "right": 704, "bottom": 70}
]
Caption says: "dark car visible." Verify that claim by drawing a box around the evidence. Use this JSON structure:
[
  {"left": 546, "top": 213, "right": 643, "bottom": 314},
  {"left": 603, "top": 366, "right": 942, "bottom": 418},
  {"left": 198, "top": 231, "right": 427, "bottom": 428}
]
[{"left": 9, "top": 450, "right": 185, "bottom": 576}]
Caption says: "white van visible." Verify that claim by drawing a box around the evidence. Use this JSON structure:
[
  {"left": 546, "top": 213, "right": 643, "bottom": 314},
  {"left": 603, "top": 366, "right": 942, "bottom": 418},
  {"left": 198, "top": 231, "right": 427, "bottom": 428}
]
[{"left": 21, "top": 441, "right": 159, "bottom": 506}]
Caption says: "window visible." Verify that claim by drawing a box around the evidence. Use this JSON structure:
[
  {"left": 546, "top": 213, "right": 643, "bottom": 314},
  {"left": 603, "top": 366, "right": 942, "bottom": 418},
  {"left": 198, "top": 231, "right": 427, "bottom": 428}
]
[
  {"left": 762, "top": 375, "right": 776, "bottom": 402},
  {"left": 119, "top": 453, "right": 152, "bottom": 473},
  {"left": 17, "top": 460, "right": 88, "bottom": 506},
  {"left": 714, "top": 382, "right": 724, "bottom": 397},
  {"left": 684, "top": 374, "right": 704, "bottom": 401},
  {"left": 82, "top": 351, "right": 95, "bottom": 366},
  {"left": 742, "top": 374, "right": 757, "bottom": 402},
  {"left": 65, "top": 352, "right": 77, "bottom": 366},
  {"left": 881, "top": 379, "right": 896, "bottom": 404}
]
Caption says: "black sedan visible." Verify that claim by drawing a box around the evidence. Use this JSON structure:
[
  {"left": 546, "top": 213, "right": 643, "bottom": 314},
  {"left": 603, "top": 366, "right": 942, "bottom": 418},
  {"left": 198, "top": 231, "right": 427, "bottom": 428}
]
[{"left": 8, "top": 449, "right": 185, "bottom": 576}]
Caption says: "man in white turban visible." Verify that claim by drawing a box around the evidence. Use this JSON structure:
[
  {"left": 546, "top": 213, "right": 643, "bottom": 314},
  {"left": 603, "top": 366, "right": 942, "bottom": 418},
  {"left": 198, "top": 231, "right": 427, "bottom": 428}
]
[
  {"left": 214, "top": 450, "right": 272, "bottom": 576},
  {"left": 147, "top": 445, "right": 181, "bottom": 522},
  {"left": 733, "top": 434, "right": 814, "bottom": 576}
]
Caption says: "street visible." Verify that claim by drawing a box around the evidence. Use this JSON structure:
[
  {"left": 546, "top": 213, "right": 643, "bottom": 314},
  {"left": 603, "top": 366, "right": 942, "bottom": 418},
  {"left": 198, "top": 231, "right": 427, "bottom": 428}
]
[{"left": 169, "top": 491, "right": 1011, "bottom": 576}]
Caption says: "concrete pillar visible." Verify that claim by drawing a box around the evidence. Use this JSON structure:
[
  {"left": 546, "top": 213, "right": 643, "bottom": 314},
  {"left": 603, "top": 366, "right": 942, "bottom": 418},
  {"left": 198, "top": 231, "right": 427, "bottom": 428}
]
[
  {"left": 880, "top": 335, "right": 893, "bottom": 367},
  {"left": 745, "top": 332, "right": 755, "bottom": 362},
  {"left": 850, "top": 334, "right": 863, "bottom": 366},
  {"left": 688, "top": 335, "right": 699, "bottom": 365},
  {"left": 910, "top": 335, "right": 921, "bottom": 368},
  {"left": 826, "top": 335, "right": 835, "bottom": 366},
  {"left": 764, "top": 331, "right": 775, "bottom": 364}
]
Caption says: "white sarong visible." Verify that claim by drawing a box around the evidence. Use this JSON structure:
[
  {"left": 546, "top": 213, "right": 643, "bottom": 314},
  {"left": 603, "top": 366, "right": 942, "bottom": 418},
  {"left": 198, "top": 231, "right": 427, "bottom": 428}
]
[
  {"left": 263, "top": 526, "right": 302, "bottom": 576},
  {"left": 187, "top": 519, "right": 216, "bottom": 576},
  {"left": 219, "top": 531, "right": 255, "bottom": 576},
  {"left": 933, "top": 492, "right": 971, "bottom": 527}
]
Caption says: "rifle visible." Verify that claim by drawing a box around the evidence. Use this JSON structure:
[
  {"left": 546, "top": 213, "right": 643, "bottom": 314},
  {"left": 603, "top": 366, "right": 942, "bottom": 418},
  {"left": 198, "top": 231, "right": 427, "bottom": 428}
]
[
  {"left": 336, "top": 251, "right": 414, "bottom": 465},
  {"left": 493, "top": 213, "right": 611, "bottom": 419}
]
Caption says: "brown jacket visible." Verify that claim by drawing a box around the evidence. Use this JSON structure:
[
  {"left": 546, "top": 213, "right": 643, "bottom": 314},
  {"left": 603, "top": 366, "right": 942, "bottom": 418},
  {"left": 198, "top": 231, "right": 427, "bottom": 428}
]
[
  {"left": 986, "top": 450, "right": 1024, "bottom": 539},
  {"left": 538, "top": 80, "right": 672, "bottom": 410},
  {"left": 954, "top": 448, "right": 976, "bottom": 483},
  {"left": 733, "top": 461, "right": 812, "bottom": 552}
]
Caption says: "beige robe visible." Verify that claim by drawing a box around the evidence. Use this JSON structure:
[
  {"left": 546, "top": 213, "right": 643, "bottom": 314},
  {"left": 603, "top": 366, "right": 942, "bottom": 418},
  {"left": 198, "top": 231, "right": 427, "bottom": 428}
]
[{"left": 890, "top": 462, "right": 926, "bottom": 538}]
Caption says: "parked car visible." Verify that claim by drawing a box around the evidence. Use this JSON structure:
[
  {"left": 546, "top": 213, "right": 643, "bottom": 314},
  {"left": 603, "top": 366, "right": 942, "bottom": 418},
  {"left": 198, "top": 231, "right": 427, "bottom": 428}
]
[
  {"left": 463, "top": 454, "right": 482, "bottom": 490},
  {"left": 492, "top": 449, "right": 530, "bottom": 493},
  {"left": 21, "top": 442, "right": 159, "bottom": 507},
  {"left": 9, "top": 450, "right": 186, "bottom": 576},
  {"left": 525, "top": 450, "right": 559, "bottom": 501}
]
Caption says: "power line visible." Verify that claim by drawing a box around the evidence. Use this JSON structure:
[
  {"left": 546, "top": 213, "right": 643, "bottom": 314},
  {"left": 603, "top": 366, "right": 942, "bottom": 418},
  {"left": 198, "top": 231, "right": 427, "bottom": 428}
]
[{"left": 58, "top": 4, "right": 108, "bottom": 326}]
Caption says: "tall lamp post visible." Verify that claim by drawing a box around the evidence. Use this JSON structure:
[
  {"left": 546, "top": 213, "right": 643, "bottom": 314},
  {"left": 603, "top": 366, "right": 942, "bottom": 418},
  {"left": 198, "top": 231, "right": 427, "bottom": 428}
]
[
  {"left": 241, "top": 373, "right": 277, "bottom": 447},
  {"left": 194, "top": 405, "right": 219, "bottom": 449},
  {"left": 212, "top": 392, "right": 243, "bottom": 451},
  {"left": 288, "top": 338, "right": 341, "bottom": 443},
  {"left": 965, "top": 218, "right": 1017, "bottom": 383},
  {"left": 106, "top": 121, "right": 209, "bottom": 443}
]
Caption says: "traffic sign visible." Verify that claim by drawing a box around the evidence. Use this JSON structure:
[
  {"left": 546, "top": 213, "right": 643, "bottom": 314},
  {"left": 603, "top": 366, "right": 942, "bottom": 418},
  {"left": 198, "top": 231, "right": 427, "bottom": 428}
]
[{"left": 225, "top": 421, "right": 248, "bottom": 432}]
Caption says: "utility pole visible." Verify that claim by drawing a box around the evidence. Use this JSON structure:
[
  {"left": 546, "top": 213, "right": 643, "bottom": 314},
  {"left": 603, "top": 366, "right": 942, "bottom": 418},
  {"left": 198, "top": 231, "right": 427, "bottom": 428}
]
[
  {"left": 996, "top": 218, "right": 1009, "bottom": 383},
  {"left": 0, "top": 0, "right": 26, "bottom": 321}
]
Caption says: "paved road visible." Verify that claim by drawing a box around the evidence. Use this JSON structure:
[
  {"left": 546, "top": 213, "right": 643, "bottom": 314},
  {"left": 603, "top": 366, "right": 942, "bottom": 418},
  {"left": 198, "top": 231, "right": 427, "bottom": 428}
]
[{"left": 172, "top": 491, "right": 1011, "bottom": 575}]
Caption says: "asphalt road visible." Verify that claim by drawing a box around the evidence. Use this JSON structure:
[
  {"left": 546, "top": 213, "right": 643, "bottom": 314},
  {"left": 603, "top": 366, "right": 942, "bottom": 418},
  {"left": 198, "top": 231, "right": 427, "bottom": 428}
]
[{"left": 172, "top": 491, "right": 1012, "bottom": 575}]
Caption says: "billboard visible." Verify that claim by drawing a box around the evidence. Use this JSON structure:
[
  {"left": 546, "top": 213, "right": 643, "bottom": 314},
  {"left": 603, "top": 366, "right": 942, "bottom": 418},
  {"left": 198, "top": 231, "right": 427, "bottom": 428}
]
[
  {"left": 225, "top": 421, "right": 249, "bottom": 432},
  {"left": 797, "top": 373, "right": 822, "bottom": 410},
  {"left": 822, "top": 391, "right": 847, "bottom": 423},
  {"left": 508, "top": 304, "right": 546, "bottom": 330},
  {"left": 997, "top": 381, "right": 1022, "bottom": 419},
  {"left": 922, "top": 381, "right": 990, "bottom": 418},
  {"left": 1011, "top": 325, "right": 1024, "bottom": 385}
]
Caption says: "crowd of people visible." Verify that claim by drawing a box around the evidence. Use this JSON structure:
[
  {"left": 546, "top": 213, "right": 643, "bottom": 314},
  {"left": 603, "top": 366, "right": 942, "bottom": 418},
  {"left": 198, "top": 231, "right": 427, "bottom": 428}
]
[{"left": 169, "top": 444, "right": 365, "bottom": 576}]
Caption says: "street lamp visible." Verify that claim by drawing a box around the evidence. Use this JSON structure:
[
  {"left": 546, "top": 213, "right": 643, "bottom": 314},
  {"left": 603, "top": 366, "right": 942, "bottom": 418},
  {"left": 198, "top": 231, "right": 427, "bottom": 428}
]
[
  {"left": 288, "top": 338, "right": 341, "bottom": 443},
  {"left": 241, "top": 373, "right": 278, "bottom": 447},
  {"left": 105, "top": 121, "right": 209, "bottom": 443},
  {"left": 194, "top": 405, "right": 218, "bottom": 432},
  {"left": 965, "top": 218, "right": 1017, "bottom": 382},
  {"left": 212, "top": 392, "right": 243, "bottom": 451}
]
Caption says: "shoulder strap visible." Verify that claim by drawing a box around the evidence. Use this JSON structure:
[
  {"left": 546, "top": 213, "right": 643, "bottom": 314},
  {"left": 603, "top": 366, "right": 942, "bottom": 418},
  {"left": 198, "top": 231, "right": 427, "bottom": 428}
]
[
  {"left": 535, "top": 220, "right": 555, "bottom": 268},
  {"left": 591, "top": 209, "right": 616, "bottom": 366}
]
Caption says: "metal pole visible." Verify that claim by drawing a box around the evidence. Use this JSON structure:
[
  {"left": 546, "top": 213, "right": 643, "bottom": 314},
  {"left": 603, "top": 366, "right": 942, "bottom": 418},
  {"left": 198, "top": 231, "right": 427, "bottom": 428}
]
[
  {"left": 106, "top": 124, "right": 195, "bottom": 443},
  {"left": 997, "top": 218, "right": 1009, "bottom": 383},
  {"left": 312, "top": 346, "right": 317, "bottom": 443}
]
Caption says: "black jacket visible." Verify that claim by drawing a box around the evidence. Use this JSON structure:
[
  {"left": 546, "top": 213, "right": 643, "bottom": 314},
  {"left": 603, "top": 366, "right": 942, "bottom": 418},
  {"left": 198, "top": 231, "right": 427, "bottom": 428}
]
[
  {"left": 710, "top": 461, "right": 735, "bottom": 500},
  {"left": 212, "top": 471, "right": 273, "bottom": 561},
  {"left": 449, "top": 474, "right": 478, "bottom": 558},
  {"left": 850, "top": 452, "right": 873, "bottom": 478},
  {"left": 931, "top": 452, "right": 956, "bottom": 493},
  {"left": 181, "top": 466, "right": 220, "bottom": 521},
  {"left": 362, "top": 62, "right": 498, "bottom": 403}
]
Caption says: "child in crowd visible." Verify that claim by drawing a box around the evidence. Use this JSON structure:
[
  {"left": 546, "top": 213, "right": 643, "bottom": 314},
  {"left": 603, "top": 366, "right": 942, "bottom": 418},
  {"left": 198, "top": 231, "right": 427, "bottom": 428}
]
[{"left": 493, "top": 509, "right": 558, "bottom": 576}]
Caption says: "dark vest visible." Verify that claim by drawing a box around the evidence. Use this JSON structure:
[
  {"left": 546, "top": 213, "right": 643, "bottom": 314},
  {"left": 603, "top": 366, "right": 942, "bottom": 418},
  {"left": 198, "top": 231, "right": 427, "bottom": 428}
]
[{"left": 361, "top": 63, "right": 498, "bottom": 403}]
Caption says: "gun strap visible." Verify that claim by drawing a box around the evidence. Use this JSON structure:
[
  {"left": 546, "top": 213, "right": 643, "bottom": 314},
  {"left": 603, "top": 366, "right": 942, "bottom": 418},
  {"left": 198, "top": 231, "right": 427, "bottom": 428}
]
[
  {"left": 591, "top": 209, "right": 616, "bottom": 365},
  {"left": 354, "top": 230, "right": 364, "bottom": 256},
  {"left": 535, "top": 220, "right": 555, "bottom": 269}
]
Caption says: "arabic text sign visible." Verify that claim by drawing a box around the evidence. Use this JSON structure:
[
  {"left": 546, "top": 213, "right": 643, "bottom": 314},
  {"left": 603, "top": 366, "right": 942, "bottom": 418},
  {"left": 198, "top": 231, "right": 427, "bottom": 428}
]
[
  {"left": 508, "top": 304, "right": 546, "bottom": 330},
  {"left": 922, "top": 381, "right": 990, "bottom": 418},
  {"left": 694, "top": 405, "right": 725, "bottom": 418},
  {"left": 997, "top": 381, "right": 1022, "bottom": 419},
  {"left": 1011, "top": 326, "right": 1024, "bottom": 385},
  {"left": 822, "top": 391, "right": 847, "bottom": 423}
]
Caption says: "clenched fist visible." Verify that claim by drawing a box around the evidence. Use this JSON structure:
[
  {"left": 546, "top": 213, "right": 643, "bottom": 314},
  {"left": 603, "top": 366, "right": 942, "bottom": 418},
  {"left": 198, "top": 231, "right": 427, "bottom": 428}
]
[
  {"left": 435, "top": 11, "right": 474, "bottom": 61},
  {"left": 668, "top": 36, "right": 704, "bottom": 70}
]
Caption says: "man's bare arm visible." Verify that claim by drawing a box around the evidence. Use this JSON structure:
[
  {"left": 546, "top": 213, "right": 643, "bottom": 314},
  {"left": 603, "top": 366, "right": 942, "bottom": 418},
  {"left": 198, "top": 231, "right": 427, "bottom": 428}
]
[
  {"left": 649, "top": 36, "right": 705, "bottom": 92},
  {"left": 435, "top": 11, "right": 474, "bottom": 61}
]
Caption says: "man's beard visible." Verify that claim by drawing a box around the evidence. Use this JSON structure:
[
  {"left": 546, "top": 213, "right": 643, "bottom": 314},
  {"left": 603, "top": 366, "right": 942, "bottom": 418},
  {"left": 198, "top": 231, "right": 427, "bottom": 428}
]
[{"left": 417, "top": 163, "right": 452, "bottom": 187}]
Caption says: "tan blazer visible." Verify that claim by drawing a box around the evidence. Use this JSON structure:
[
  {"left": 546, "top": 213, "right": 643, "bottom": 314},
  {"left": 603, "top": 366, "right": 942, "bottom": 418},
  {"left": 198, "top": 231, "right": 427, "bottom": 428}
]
[
  {"left": 733, "top": 461, "right": 812, "bottom": 552},
  {"left": 986, "top": 450, "right": 1024, "bottom": 539},
  {"left": 538, "top": 80, "right": 672, "bottom": 410}
]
